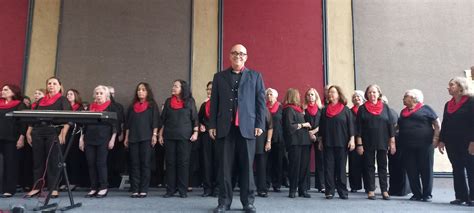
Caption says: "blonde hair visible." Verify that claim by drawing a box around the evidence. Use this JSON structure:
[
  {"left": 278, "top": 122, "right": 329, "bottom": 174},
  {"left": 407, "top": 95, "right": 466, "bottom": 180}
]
[
  {"left": 283, "top": 88, "right": 301, "bottom": 107},
  {"left": 304, "top": 88, "right": 322, "bottom": 108}
]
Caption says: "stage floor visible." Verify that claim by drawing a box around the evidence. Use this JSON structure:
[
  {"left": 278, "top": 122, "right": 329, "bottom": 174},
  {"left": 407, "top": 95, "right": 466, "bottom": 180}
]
[{"left": 0, "top": 178, "right": 472, "bottom": 212}]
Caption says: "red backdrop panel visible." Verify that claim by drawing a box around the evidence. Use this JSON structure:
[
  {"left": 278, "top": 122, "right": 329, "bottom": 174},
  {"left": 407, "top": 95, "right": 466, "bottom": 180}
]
[
  {"left": 0, "top": 0, "right": 29, "bottom": 87},
  {"left": 223, "top": 0, "right": 324, "bottom": 172}
]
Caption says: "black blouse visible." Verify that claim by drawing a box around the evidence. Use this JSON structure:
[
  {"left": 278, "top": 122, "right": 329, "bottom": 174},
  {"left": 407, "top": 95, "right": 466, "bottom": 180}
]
[
  {"left": 270, "top": 104, "right": 284, "bottom": 144},
  {"left": 356, "top": 103, "right": 395, "bottom": 151},
  {"left": 32, "top": 96, "right": 72, "bottom": 135},
  {"left": 398, "top": 105, "right": 438, "bottom": 148},
  {"left": 320, "top": 106, "right": 354, "bottom": 148},
  {"left": 125, "top": 102, "right": 161, "bottom": 143},
  {"left": 304, "top": 108, "right": 321, "bottom": 138},
  {"left": 439, "top": 97, "right": 474, "bottom": 147},
  {"left": 0, "top": 103, "right": 27, "bottom": 142},
  {"left": 83, "top": 104, "right": 119, "bottom": 145},
  {"left": 256, "top": 109, "right": 273, "bottom": 154},
  {"left": 282, "top": 107, "right": 311, "bottom": 148},
  {"left": 161, "top": 97, "right": 198, "bottom": 140}
]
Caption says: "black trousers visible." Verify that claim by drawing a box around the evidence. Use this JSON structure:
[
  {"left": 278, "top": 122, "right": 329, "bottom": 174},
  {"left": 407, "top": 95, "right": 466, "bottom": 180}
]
[
  {"left": 18, "top": 142, "right": 33, "bottom": 189},
  {"left": 107, "top": 138, "right": 126, "bottom": 187},
  {"left": 164, "top": 139, "right": 192, "bottom": 195},
  {"left": 267, "top": 142, "right": 284, "bottom": 189},
  {"left": 446, "top": 142, "right": 474, "bottom": 201},
  {"left": 129, "top": 140, "right": 152, "bottom": 193},
  {"left": 314, "top": 143, "right": 325, "bottom": 190},
  {"left": 324, "top": 147, "right": 348, "bottom": 197},
  {"left": 348, "top": 150, "right": 368, "bottom": 191},
  {"left": 0, "top": 140, "right": 19, "bottom": 194},
  {"left": 188, "top": 140, "right": 201, "bottom": 187},
  {"left": 388, "top": 146, "right": 411, "bottom": 196},
  {"left": 201, "top": 132, "right": 217, "bottom": 193},
  {"left": 403, "top": 145, "right": 433, "bottom": 198},
  {"left": 255, "top": 152, "right": 270, "bottom": 193},
  {"left": 216, "top": 125, "right": 255, "bottom": 207},
  {"left": 151, "top": 144, "right": 166, "bottom": 186},
  {"left": 288, "top": 145, "right": 310, "bottom": 193},
  {"left": 65, "top": 133, "right": 89, "bottom": 187},
  {"left": 364, "top": 149, "right": 388, "bottom": 192},
  {"left": 32, "top": 132, "right": 60, "bottom": 191},
  {"left": 85, "top": 143, "right": 108, "bottom": 190}
]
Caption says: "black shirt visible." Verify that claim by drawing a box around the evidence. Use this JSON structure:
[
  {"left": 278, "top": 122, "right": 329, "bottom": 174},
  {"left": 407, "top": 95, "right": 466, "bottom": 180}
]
[
  {"left": 125, "top": 102, "right": 161, "bottom": 143},
  {"left": 320, "top": 106, "right": 354, "bottom": 148},
  {"left": 161, "top": 97, "right": 198, "bottom": 140},
  {"left": 398, "top": 105, "right": 438, "bottom": 148},
  {"left": 0, "top": 103, "right": 27, "bottom": 141},
  {"left": 356, "top": 103, "right": 395, "bottom": 151},
  {"left": 283, "top": 107, "right": 311, "bottom": 148},
  {"left": 270, "top": 104, "right": 284, "bottom": 144},
  {"left": 32, "top": 96, "right": 72, "bottom": 136},
  {"left": 83, "top": 104, "right": 119, "bottom": 145},
  {"left": 256, "top": 109, "right": 273, "bottom": 154},
  {"left": 304, "top": 108, "right": 322, "bottom": 138},
  {"left": 439, "top": 96, "right": 474, "bottom": 147}
]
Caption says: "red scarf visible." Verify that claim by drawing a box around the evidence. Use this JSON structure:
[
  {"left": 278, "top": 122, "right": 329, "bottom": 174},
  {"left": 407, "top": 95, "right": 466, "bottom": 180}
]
[
  {"left": 266, "top": 101, "right": 280, "bottom": 115},
  {"left": 0, "top": 99, "right": 21, "bottom": 109},
  {"left": 447, "top": 95, "right": 469, "bottom": 114},
  {"left": 283, "top": 104, "right": 303, "bottom": 113},
  {"left": 170, "top": 96, "right": 184, "bottom": 110},
  {"left": 351, "top": 105, "right": 359, "bottom": 115},
  {"left": 401, "top": 103, "right": 423, "bottom": 117},
  {"left": 134, "top": 101, "right": 149, "bottom": 113},
  {"left": 90, "top": 100, "right": 111, "bottom": 112},
  {"left": 306, "top": 103, "right": 319, "bottom": 116},
  {"left": 39, "top": 92, "right": 62, "bottom": 107},
  {"left": 31, "top": 102, "right": 37, "bottom": 110},
  {"left": 326, "top": 102, "right": 344, "bottom": 118},
  {"left": 205, "top": 100, "right": 211, "bottom": 119},
  {"left": 364, "top": 100, "right": 383, "bottom": 115},
  {"left": 71, "top": 103, "right": 81, "bottom": 111}
]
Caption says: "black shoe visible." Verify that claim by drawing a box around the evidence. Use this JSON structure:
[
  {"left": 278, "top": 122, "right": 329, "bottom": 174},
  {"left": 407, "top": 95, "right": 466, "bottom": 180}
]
[
  {"left": 273, "top": 187, "right": 281, "bottom": 193},
  {"left": 180, "top": 193, "right": 187, "bottom": 198},
  {"left": 466, "top": 201, "right": 473, "bottom": 206},
  {"left": 340, "top": 195, "right": 348, "bottom": 200},
  {"left": 85, "top": 190, "right": 97, "bottom": 198},
  {"left": 202, "top": 192, "right": 211, "bottom": 197},
  {"left": 450, "top": 199, "right": 464, "bottom": 205},
  {"left": 2, "top": 193, "right": 13, "bottom": 198},
  {"left": 243, "top": 204, "right": 256, "bottom": 213},
  {"left": 421, "top": 197, "right": 432, "bottom": 202},
  {"left": 318, "top": 189, "right": 326, "bottom": 193},
  {"left": 325, "top": 194, "right": 333, "bottom": 199},
  {"left": 96, "top": 190, "right": 108, "bottom": 198},
  {"left": 288, "top": 192, "right": 296, "bottom": 198},
  {"left": 368, "top": 195, "right": 376, "bottom": 200},
  {"left": 409, "top": 196, "right": 421, "bottom": 201},
  {"left": 350, "top": 189, "right": 358, "bottom": 193},
  {"left": 139, "top": 193, "right": 147, "bottom": 198},
  {"left": 213, "top": 205, "right": 230, "bottom": 213},
  {"left": 130, "top": 193, "right": 139, "bottom": 198},
  {"left": 382, "top": 195, "right": 390, "bottom": 200},
  {"left": 163, "top": 192, "right": 174, "bottom": 198},
  {"left": 257, "top": 192, "right": 268, "bottom": 197},
  {"left": 298, "top": 191, "right": 311, "bottom": 198}
]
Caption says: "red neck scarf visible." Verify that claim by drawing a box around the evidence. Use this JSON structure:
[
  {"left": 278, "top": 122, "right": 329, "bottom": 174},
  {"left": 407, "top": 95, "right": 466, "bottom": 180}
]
[
  {"left": 134, "top": 101, "right": 149, "bottom": 113},
  {"left": 0, "top": 99, "right": 21, "bottom": 109},
  {"left": 39, "top": 92, "right": 62, "bottom": 107},
  {"left": 90, "top": 100, "right": 111, "bottom": 112},
  {"left": 364, "top": 100, "right": 383, "bottom": 115},
  {"left": 326, "top": 102, "right": 344, "bottom": 118},
  {"left": 266, "top": 101, "right": 280, "bottom": 115},
  {"left": 351, "top": 105, "right": 359, "bottom": 115},
  {"left": 401, "top": 103, "right": 423, "bottom": 117},
  {"left": 447, "top": 95, "right": 469, "bottom": 114},
  {"left": 306, "top": 102, "right": 319, "bottom": 116},
  {"left": 31, "top": 102, "right": 37, "bottom": 110},
  {"left": 283, "top": 104, "right": 303, "bottom": 113},
  {"left": 205, "top": 99, "right": 211, "bottom": 119},
  {"left": 71, "top": 103, "right": 81, "bottom": 111},
  {"left": 170, "top": 96, "right": 184, "bottom": 110}
]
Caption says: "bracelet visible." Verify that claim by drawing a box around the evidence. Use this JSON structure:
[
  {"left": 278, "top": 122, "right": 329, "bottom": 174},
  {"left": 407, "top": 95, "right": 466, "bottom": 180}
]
[{"left": 153, "top": 133, "right": 158, "bottom": 136}]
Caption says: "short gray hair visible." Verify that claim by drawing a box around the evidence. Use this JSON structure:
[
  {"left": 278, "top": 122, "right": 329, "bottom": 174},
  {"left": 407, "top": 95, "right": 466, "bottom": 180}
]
[
  {"left": 93, "top": 85, "right": 111, "bottom": 100},
  {"left": 352, "top": 90, "right": 366, "bottom": 103},
  {"left": 450, "top": 77, "right": 472, "bottom": 96},
  {"left": 404, "top": 89, "right": 424, "bottom": 103},
  {"left": 266, "top": 88, "right": 278, "bottom": 98}
]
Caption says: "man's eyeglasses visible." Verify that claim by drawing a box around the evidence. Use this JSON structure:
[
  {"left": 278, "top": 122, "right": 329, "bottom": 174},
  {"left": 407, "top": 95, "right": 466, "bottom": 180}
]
[{"left": 230, "top": 51, "right": 247, "bottom": 57}]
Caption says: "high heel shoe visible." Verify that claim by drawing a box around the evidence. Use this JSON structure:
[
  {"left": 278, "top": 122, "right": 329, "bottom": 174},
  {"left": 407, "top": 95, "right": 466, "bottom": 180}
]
[
  {"left": 382, "top": 192, "right": 390, "bottom": 200},
  {"left": 96, "top": 190, "right": 108, "bottom": 198},
  {"left": 51, "top": 191, "right": 59, "bottom": 199},
  {"left": 139, "top": 193, "right": 147, "bottom": 198},
  {"left": 24, "top": 190, "right": 40, "bottom": 198},
  {"left": 85, "top": 190, "right": 97, "bottom": 198}
]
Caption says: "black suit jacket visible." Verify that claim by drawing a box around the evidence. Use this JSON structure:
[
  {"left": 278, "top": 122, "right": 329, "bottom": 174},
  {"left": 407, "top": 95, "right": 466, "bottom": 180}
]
[{"left": 209, "top": 67, "right": 266, "bottom": 139}]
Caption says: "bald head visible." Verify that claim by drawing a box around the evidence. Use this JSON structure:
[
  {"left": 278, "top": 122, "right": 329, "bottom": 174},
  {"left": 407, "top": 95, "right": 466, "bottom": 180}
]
[{"left": 229, "top": 44, "right": 248, "bottom": 71}]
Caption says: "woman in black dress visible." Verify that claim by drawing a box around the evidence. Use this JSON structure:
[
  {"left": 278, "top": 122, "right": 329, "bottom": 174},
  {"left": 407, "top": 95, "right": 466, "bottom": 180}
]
[
  {"left": 255, "top": 109, "right": 273, "bottom": 197},
  {"left": 282, "top": 88, "right": 311, "bottom": 198},
  {"left": 438, "top": 77, "right": 474, "bottom": 206},
  {"left": 266, "top": 88, "right": 285, "bottom": 192},
  {"left": 0, "top": 84, "right": 27, "bottom": 197},
  {"left": 80, "top": 85, "right": 118, "bottom": 198},
  {"left": 26, "top": 77, "right": 71, "bottom": 198},
  {"left": 398, "top": 89, "right": 440, "bottom": 202},
  {"left": 348, "top": 90, "right": 367, "bottom": 193},
  {"left": 159, "top": 79, "right": 198, "bottom": 198},
  {"left": 319, "top": 85, "right": 355, "bottom": 199},
  {"left": 199, "top": 81, "right": 217, "bottom": 197},
  {"left": 303, "top": 88, "right": 324, "bottom": 193},
  {"left": 356, "top": 84, "right": 395, "bottom": 200},
  {"left": 124, "top": 82, "right": 161, "bottom": 198}
]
